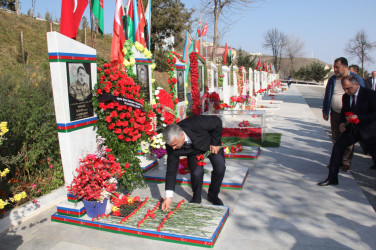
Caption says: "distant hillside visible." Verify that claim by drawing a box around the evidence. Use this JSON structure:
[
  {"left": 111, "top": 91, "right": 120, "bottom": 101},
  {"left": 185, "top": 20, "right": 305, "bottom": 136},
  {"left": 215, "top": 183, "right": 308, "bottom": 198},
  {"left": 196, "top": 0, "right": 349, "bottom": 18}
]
[
  {"left": 0, "top": 10, "right": 115, "bottom": 74},
  {"left": 257, "top": 54, "right": 331, "bottom": 79}
]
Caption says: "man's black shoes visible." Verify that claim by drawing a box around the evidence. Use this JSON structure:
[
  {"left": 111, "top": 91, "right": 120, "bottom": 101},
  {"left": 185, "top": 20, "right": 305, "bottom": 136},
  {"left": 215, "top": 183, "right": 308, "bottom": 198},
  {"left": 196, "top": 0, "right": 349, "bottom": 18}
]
[
  {"left": 189, "top": 197, "right": 202, "bottom": 204},
  {"left": 370, "top": 165, "right": 376, "bottom": 169},
  {"left": 317, "top": 178, "right": 338, "bottom": 186},
  {"left": 207, "top": 195, "right": 224, "bottom": 206}
]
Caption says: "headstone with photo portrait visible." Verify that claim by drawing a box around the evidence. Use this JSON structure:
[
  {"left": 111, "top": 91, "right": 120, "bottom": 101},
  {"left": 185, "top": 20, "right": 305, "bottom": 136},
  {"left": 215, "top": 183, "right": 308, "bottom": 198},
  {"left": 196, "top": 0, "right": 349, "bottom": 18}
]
[
  {"left": 174, "top": 55, "right": 187, "bottom": 121},
  {"left": 47, "top": 32, "right": 97, "bottom": 186},
  {"left": 132, "top": 47, "right": 153, "bottom": 103}
]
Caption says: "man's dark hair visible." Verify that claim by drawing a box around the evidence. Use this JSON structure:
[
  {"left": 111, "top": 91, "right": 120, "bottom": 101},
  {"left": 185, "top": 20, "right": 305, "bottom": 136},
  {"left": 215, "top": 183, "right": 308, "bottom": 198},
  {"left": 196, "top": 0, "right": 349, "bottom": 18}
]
[
  {"left": 349, "top": 64, "right": 359, "bottom": 74},
  {"left": 341, "top": 75, "right": 358, "bottom": 85},
  {"left": 334, "top": 57, "right": 348, "bottom": 67},
  {"left": 77, "top": 66, "right": 85, "bottom": 74}
]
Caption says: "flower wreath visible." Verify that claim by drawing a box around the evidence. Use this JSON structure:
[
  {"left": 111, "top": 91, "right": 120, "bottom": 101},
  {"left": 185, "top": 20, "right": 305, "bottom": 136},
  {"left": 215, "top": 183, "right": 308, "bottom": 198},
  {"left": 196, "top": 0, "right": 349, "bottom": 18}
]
[
  {"left": 189, "top": 52, "right": 201, "bottom": 115},
  {"left": 237, "top": 66, "right": 245, "bottom": 94},
  {"left": 93, "top": 63, "right": 156, "bottom": 192},
  {"left": 199, "top": 91, "right": 220, "bottom": 113},
  {"left": 153, "top": 87, "right": 178, "bottom": 125},
  {"left": 166, "top": 51, "right": 179, "bottom": 114}
]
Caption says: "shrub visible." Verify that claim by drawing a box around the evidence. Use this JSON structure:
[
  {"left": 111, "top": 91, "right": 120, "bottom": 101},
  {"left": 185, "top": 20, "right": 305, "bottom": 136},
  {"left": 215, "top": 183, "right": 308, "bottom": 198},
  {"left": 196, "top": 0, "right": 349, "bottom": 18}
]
[{"left": 0, "top": 64, "right": 64, "bottom": 214}]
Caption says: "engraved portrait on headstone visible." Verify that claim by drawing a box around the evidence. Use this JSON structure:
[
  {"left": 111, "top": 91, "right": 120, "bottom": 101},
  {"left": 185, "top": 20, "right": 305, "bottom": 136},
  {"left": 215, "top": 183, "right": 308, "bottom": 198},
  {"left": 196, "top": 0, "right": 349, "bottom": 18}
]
[
  {"left": 66, "top": 62, "right": 94, "bottom": 121},
  {"left": 214, "top": 70, "right": 218, "bottom": 88},
  {"left": 136, "top": 64, "right": 150, "bottom": 102},
  {"left": 177, "top": 70, "right": 185, "bottom": 101}
]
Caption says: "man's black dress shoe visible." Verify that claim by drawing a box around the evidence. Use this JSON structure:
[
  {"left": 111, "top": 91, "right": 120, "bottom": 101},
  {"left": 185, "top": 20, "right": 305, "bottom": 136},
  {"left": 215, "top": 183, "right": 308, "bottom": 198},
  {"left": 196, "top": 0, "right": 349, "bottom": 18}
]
[
  {"left": 317, "top": 178, "right": 338, "bottom": 186},
  {"left": 189, "top": 197, "right": 202, "bottom": 204},
  {"left": 207, "top": 195, "right": 224, "bottom": 206},
  {"left": 370, "top": 165, "right": 376, "bottom": 169}
]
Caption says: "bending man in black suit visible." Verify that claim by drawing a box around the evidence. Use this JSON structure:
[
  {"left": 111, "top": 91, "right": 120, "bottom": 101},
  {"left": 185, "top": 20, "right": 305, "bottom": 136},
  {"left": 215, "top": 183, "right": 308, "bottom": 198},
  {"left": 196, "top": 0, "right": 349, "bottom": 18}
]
[
  {"left": 161, "top": 115, "right": 226, "bottom": 211},
  {"left": 318, "top": 75, "right": 376, "bottom": 186}
]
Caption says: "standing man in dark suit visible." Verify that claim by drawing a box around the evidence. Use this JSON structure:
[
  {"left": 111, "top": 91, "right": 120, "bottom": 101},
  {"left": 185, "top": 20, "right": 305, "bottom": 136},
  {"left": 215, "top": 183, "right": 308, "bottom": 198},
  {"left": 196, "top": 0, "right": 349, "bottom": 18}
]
[
  {"left": 365, "top": 71, "right": 376, "bottom": 91},
  {"left": 322, "top": 57, "right": 365, "bottom": 171},
  {"left": 161, "top": 115, "right": 226, "bottom": 211},
  {"left": 318, "top": 75, "right": 376, "bottom": 186}
]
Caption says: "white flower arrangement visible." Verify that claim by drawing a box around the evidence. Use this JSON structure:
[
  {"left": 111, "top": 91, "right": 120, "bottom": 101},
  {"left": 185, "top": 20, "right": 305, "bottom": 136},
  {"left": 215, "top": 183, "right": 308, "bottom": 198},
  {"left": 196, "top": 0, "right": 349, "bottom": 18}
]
[{"left": 149, "top": 133, "right": 165, "bottom": 149}]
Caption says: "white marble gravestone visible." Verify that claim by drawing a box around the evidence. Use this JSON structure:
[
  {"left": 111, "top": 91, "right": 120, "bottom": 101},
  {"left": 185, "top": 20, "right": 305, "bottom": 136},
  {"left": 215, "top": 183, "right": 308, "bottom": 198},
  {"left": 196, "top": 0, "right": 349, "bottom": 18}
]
[
  {"left": 208, "top": 62, "right": 218, "bottom": 93},
  {"left": 47, "top": 32, "right": 97, "bottom": 186},
  {"left": 248, "top": 67, "right": 254, "bottom": 96},
  {"left": 232, "top": 66, "right": 239, "bottom": 96},
  {"left": 254, "top": 70, "right": 260, "bottom": 94},
  {"left": 261, "top": 71, "right": 268, "bottom": 90},
  {"left": 221, "top": 66, "right": 231, "bottom": 104}
]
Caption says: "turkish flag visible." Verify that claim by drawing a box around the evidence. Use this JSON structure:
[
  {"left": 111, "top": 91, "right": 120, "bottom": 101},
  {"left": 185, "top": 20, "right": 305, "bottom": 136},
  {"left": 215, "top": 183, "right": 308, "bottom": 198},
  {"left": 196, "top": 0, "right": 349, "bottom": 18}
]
[
  {"left": 136, "top": 0, "right": 146, "bottom": 47},
  {"left": 60, "top": 0, "right": 88, "bottom": 39},
  {"left": 111, "top": 0, "right": 125, "bottom": 65}
]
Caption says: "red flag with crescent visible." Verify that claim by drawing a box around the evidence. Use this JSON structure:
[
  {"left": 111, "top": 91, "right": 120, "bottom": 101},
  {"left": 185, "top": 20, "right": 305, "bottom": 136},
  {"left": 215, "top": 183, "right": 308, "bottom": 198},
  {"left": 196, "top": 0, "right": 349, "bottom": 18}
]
[{"left": 60, "top": 0, "right": 88, "bottom": 39}]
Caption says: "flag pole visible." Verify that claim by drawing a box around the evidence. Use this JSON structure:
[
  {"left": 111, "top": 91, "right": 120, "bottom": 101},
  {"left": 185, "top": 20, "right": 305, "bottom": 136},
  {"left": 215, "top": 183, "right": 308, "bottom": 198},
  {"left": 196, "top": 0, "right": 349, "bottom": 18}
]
[{"left": 89, "top": 0, "right": 95, "bottom": 48}]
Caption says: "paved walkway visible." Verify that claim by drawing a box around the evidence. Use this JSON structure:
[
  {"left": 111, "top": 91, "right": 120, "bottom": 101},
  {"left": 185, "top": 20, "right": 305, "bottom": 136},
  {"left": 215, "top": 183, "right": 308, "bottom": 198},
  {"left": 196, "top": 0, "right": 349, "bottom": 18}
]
[{"left": 1, "top": 85, "right": 376, "bottom": 249}]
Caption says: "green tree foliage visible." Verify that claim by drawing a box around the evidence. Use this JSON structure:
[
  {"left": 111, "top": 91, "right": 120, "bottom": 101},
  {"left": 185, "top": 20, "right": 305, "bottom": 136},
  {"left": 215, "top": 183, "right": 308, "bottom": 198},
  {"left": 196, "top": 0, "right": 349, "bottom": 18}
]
[
  {"left": 148, "top": 0, "right": 193, "bottom": 53},
  {"left": 235, "top": 49, "right": 256, "bottom": 70},
  {"left": 0, "top": 0, "right": 15, "bottom": 11},
  {"left": 292, "top": 61, "right": 331, "bottom": 82}
]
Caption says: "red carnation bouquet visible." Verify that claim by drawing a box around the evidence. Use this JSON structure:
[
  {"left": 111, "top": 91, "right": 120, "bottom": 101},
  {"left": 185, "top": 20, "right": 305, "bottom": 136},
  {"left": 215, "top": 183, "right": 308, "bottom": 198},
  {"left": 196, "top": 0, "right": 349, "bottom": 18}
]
[
  {"left": 345, "top": 112, "right": 359, "bottom": 124},
  {"left": 67, "top": 154, "right": 126, "bottom": 202}
]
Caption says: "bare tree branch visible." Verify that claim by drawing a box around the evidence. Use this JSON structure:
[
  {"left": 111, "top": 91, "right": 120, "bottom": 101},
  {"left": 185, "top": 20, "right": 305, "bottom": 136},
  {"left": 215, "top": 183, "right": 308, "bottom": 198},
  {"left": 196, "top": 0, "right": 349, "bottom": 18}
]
[
  {"left": 263, "top": 28, "right": 287, "bottom": 73},
  {"left": 200, "top": 0, "right": 257, "bottom": 62},
  {"left": 344, "top": 29, "right": 376, "bottom": 77},
  {"left": 284, "top": 34, "right": 305, "bottom": 72}
]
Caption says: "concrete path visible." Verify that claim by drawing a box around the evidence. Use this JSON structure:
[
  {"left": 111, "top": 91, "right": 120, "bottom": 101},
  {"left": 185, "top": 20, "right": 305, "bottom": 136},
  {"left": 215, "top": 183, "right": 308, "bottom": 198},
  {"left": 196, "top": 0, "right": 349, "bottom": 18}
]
[{"left": 1, "top": 85, "right": 376, "bottom": 249}]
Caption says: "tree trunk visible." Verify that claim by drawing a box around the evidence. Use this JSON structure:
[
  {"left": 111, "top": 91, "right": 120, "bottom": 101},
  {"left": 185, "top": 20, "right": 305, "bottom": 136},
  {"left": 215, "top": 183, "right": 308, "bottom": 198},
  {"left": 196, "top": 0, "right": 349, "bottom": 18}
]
[
  {"left": 211, "top": 10, "right": 220, "bottom": 63},
  {"left": 15, "top": 0, "right": 20, "bottom": 16},
  {"left": 20, "top": 30, "right": 25, "bottom": 63}
]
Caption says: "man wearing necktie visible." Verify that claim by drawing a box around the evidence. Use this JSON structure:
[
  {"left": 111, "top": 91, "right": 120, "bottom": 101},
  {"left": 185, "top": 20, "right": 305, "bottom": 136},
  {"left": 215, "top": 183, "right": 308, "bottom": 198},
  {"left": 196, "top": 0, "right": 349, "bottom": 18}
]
[
  {"left": 318, "top": 75, "right": 376, "bottom": 186},
  {"left": 365, "top": 71, "right": 376, "bottom": 91},
  {"left": 161, "top": 115, "right": 226, "bottom": 211}
]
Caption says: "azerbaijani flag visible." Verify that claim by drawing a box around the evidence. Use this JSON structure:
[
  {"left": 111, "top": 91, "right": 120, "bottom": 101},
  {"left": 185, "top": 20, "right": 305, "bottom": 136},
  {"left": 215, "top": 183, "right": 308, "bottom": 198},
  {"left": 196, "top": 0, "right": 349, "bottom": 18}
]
[
  {"left": 182, "top": 31, "right": 192, "bottom": 62},
  {"left": 229, "top": 48, "right": 233, "bottom": 63},
  {"left": 196, "top": 20, "right": 201, "bottom": 37},
  {"left": 125, "top": 0, "right": 135, "bottom": 42},
  {"left": 91, "top": 0, "right": 103, "bottom": 35}
]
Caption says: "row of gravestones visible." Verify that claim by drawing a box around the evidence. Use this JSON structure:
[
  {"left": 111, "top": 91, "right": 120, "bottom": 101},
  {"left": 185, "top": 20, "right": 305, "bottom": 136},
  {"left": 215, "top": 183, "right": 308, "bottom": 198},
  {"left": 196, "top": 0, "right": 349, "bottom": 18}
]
[{"left": 47, "top": 31, "right": 278, "bottom": 187}]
